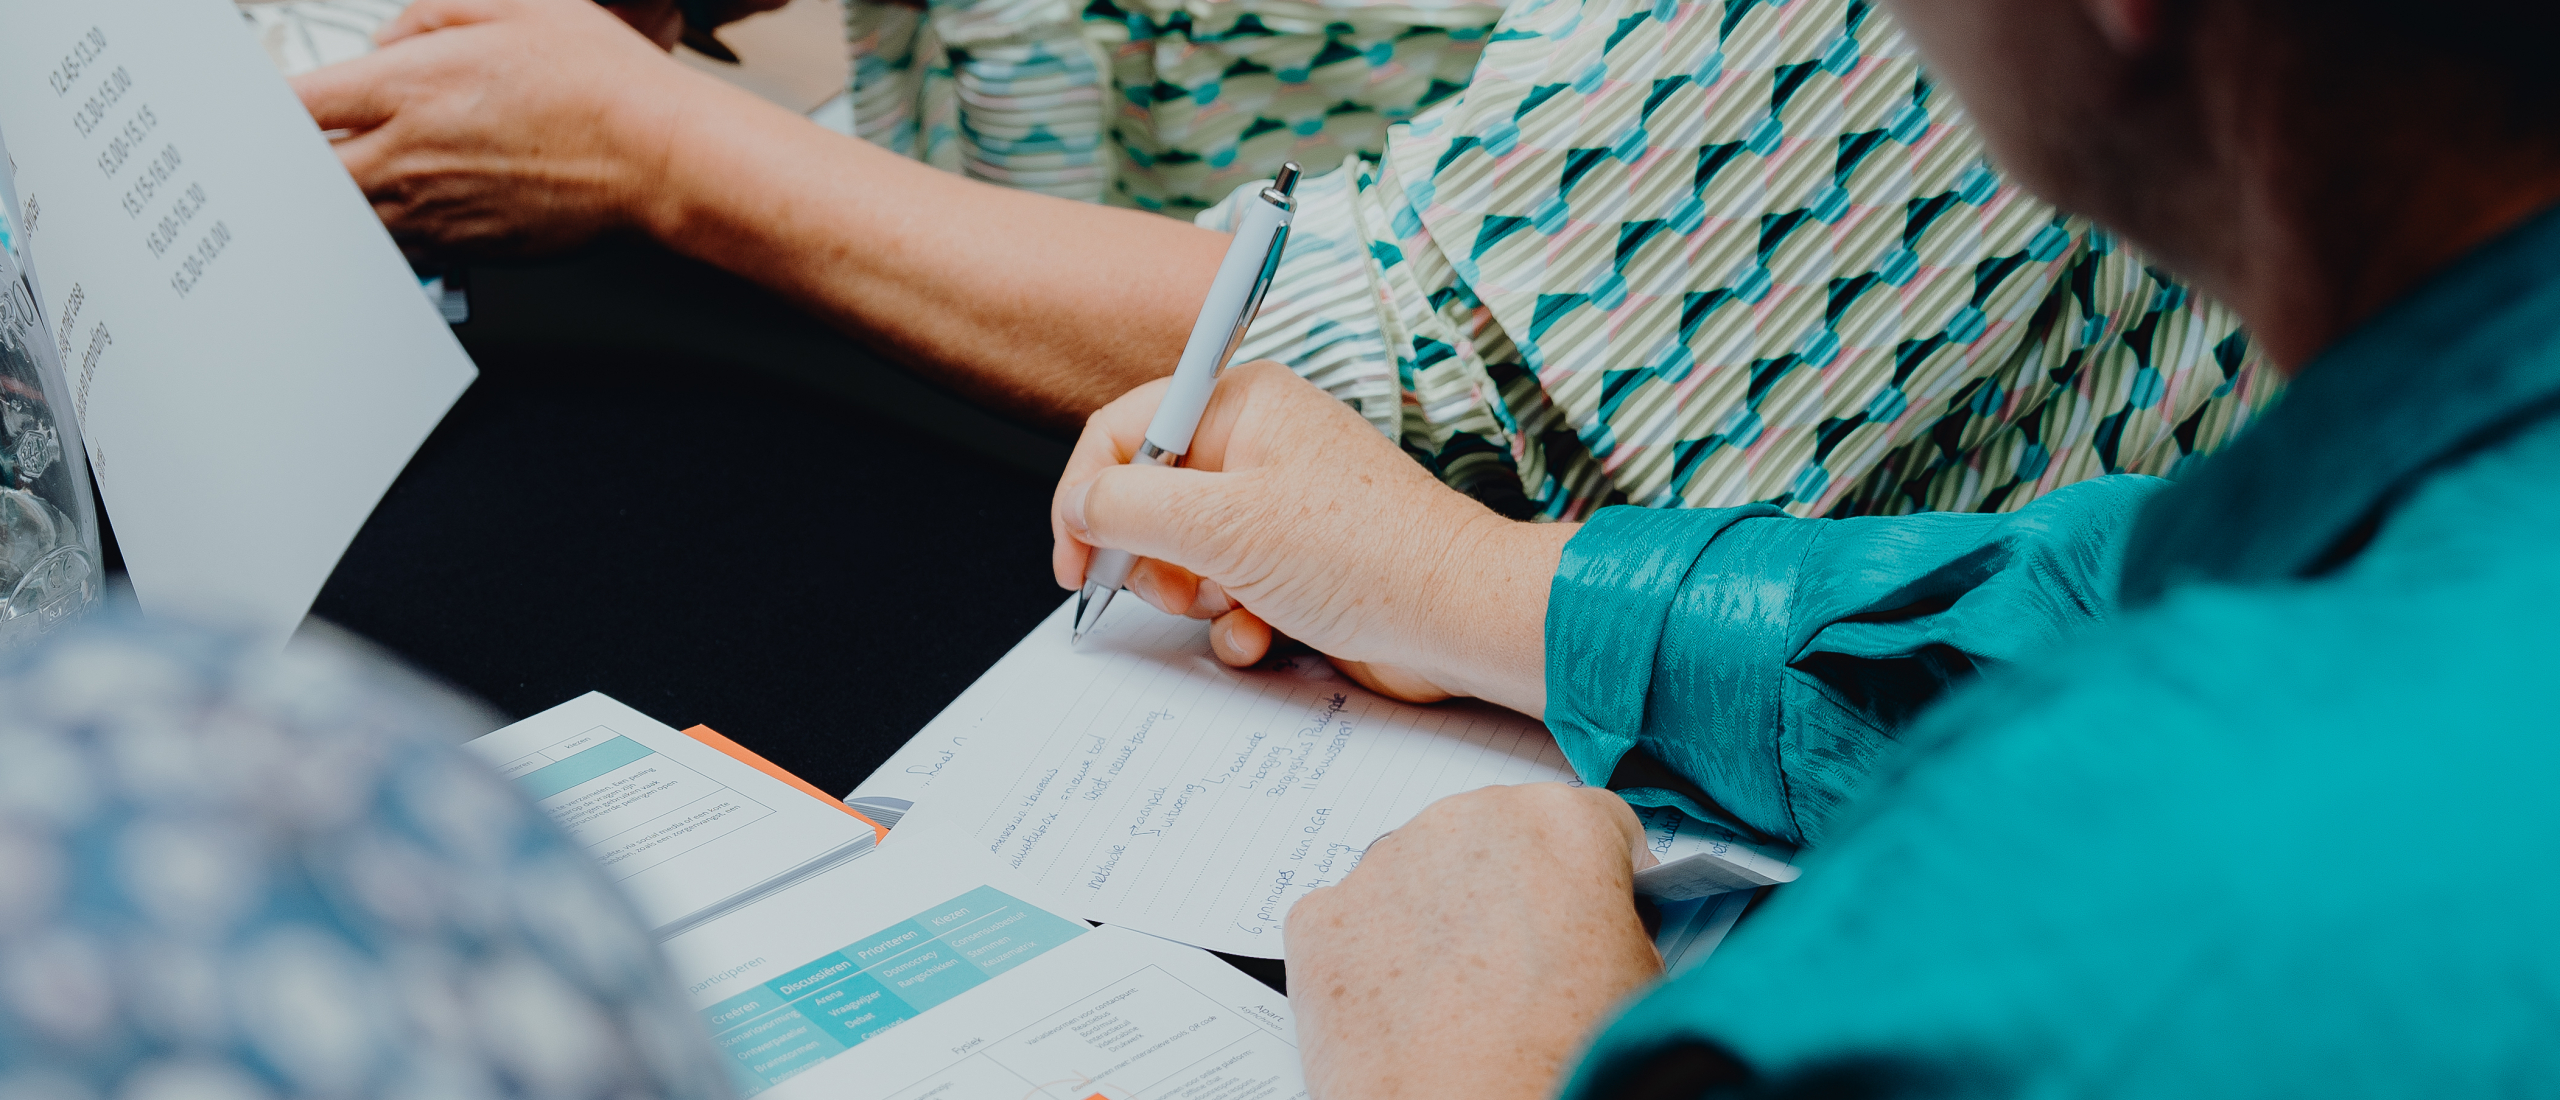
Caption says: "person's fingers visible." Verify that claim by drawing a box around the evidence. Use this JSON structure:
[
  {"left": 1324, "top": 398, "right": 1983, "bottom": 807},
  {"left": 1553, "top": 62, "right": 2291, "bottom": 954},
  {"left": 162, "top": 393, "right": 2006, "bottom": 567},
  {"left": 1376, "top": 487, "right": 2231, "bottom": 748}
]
[
  {"left": 1328, "top": 658, "right": 1455, "bottom": 704},
  {"left": 289, "top": 53, "right": 406, "bottom": 134},
  {"left": 1125, "top": 560, "right": 1200, "bottom": 618},
  {"left": 1050, "top": 515, "right": 1092, "bottom": 591},
  {"left": 325, "top": 123, "right": 402, "bottom": 193},
  {"left": 1600, "top": 790, "right": 1656, "bottom": 870},
  {"left": 1548, "top": 784, "right": 1656, "bottom": 872},
  {"left": 1116, "top": 561, "right": 1239, "bottom": 620},
  {"left": 1181, "top": 359, "right": 1370, "bottom": 473},
  {"left": 1065, "top": 381, "right": 1163, "bottom": 473},
  {"left": 1190, "top": 578, "right": 1236, "bottom": 617},
  {"left": 1056, "top": 462, "right": 1236, "bottom": 573},
  {"left": 1209, "top": 608, "right": 1272, "bottom": 666},
  {"left": 1052, "top": 381, "right": 1169, "bottom": 588},
  {"left": 379, "top": 0, "right": 520, "bottom": 43}
]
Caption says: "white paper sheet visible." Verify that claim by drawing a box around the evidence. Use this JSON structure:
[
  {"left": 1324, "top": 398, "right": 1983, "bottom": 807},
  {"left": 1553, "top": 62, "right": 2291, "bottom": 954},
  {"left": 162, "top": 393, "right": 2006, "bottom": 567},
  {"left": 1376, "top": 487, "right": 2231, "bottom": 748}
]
[
  {"left": 1632, "top": 805, "right": 1801, "bottom": 897},
  {"left": 660, "top": 825, "right": 1307, "bottom": 1100},
  {"left": 0, "top": 1, "right": 476, "bottom": 643},
  {"left": 887, "top": 599, "right": 1795, "bottom": 957},
  {"left": 1654, "top": 889, "right": 1755, "bottom": 976},
  {"left": 464, "top": 692, "right": 878, "bottom": 938}
]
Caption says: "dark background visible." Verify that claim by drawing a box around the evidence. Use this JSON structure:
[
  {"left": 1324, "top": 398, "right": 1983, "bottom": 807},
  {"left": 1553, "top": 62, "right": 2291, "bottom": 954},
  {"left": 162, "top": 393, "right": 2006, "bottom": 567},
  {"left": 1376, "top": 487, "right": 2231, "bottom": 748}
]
[{"left": 308, "top": 240, "right": 1078, "bottom": 797}]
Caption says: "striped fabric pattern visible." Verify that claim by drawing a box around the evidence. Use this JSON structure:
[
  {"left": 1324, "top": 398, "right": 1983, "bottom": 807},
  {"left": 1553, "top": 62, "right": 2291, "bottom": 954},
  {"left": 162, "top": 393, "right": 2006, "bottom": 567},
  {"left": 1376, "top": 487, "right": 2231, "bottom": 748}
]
[
  {"left": 849, "top": 0, "right": 1506, "bottom": 213},
  {"left": 1211, "top": 0, "right": 2278, "bottom": 519}
]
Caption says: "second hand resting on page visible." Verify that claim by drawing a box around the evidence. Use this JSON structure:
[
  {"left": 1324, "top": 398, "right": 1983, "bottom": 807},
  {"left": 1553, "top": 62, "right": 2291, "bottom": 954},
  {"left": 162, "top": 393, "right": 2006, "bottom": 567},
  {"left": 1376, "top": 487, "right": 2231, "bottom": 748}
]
[{"left": 1056, "top": 361, "right": 1671, "bottom": 1100}]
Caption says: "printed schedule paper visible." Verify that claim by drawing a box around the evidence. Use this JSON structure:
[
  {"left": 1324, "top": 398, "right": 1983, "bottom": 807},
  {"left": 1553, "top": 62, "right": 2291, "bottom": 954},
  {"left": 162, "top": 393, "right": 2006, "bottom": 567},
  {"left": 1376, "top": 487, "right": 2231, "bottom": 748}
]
[
  {"left": 662, "top": 825, "right": 1308, "bottom": 1100},
  {"left": 0, "top": 2, "right": 475, "bottom": 642},
  {"left": 887, "top": 600, "right": 1798, "bottom": 957},
  {"left": 465, "top": 692, "right": 880, "bottom": 938}
]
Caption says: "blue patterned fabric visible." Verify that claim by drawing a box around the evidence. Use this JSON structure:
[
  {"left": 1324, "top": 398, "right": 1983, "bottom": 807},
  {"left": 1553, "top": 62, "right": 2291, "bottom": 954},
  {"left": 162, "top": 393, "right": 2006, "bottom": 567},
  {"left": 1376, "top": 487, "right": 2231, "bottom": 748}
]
[
  {"left": 1541, "top": 206, "right": 2560, "bottom": 1091},
  {"left": 0, "top": 620, "right": 733, "bottom": 1100}
]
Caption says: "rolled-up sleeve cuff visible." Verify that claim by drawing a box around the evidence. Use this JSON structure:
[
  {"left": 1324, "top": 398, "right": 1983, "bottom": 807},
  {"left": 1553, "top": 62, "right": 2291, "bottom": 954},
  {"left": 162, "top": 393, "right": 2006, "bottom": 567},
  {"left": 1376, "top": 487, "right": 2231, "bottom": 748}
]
[
  {"left": 1548, "top": 479, "right": 2160, "bottom": 847},
  {"left": 1544, "top": 506, "right": 1777, "bottom": 789}
]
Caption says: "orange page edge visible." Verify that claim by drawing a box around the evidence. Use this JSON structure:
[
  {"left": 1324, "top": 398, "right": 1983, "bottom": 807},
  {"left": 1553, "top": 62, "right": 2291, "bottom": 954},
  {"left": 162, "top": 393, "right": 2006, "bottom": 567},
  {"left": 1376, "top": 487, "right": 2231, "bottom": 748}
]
[{"left": 681, "top": 724, "right": 888, "bottom": 845}]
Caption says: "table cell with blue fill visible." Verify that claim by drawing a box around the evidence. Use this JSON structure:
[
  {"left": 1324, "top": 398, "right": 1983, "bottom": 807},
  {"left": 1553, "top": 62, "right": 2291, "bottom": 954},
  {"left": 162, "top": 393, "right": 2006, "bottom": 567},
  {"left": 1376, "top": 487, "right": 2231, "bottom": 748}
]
[
  {"left": 870, "top": 939, "right": 991, "bottom": 1009},
  {"left": 803, "top": 970, "right": 916, "bottom": 1045},
  {"left": 936, "top": 888, "right": 1092, "bottom": 978},
  {"left": 702, "top": 984, "right": 785, "bottom": 1038},
  {"left": 716, "top": 1004, "right": 847, "bottom": 1092},
  {"left": 514, "top": 735, "right": 654, "bottom": 799},
  {"left": 844, "top": 918, "right": 934, "bottom": 970},
  {"left": 770, "top": 952, "right": 862, "bottom": 1000},
  {"left": 701, "top": 985, "right": 790, "bottom": 1097},
  {"left": 691, "top": 887, "right": 1089, "bottom": 1095}
]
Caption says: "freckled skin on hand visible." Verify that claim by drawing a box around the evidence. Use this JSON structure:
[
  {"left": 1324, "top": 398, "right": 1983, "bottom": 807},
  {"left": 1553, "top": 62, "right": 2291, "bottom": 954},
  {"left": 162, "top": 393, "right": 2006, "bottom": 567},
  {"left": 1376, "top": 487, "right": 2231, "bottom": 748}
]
[{"left": 1282, "top": 785, "right": 1659, "bottom": 1100}]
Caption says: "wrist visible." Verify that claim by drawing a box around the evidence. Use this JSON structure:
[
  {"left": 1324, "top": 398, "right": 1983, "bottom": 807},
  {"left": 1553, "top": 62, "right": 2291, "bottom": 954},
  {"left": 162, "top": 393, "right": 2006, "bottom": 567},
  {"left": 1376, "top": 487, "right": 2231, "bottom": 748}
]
[
  {"left": 1412, "top": 509, "right": 1573, "bottom": 717},
  {"left": 609, "top": 64, "right": 738, "bottom": 243}
]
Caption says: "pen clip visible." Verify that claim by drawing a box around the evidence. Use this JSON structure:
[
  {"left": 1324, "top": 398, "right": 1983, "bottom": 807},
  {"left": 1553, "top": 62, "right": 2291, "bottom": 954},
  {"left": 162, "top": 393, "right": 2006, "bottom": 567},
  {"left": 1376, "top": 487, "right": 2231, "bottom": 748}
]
[{"left": 1207, "top": 163, "right": 1300, "bottom": 383}]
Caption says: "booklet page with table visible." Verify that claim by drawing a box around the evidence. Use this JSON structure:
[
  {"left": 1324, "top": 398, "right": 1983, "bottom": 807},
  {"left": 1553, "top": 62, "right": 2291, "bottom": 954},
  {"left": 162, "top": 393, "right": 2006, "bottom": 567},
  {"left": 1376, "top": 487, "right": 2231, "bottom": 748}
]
[{"left": 468, "top": 695, "right": 1310, "bottom": 1100}]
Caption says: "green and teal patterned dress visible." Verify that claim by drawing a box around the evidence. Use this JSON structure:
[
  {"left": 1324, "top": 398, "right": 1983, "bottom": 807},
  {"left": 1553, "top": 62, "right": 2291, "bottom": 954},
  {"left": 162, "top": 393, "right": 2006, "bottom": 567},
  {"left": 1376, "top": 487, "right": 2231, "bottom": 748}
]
[{"left": 850, "top": 0, "right": 2280, "bottom": 519}]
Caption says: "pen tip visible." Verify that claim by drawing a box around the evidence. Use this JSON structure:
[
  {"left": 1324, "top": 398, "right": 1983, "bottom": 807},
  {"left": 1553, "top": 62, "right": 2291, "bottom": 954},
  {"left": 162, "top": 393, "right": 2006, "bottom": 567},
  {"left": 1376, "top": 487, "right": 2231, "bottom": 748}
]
[{"left": 1072, "top": 585, "right": 1118, "bottom": 642}]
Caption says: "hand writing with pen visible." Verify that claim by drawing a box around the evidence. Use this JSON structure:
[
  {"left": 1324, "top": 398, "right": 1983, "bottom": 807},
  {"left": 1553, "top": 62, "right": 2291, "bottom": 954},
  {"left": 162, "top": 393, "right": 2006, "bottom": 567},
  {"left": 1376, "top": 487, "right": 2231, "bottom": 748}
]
[{"left": 1050, "top": 360, "right": 1664, "bottom": 1100}]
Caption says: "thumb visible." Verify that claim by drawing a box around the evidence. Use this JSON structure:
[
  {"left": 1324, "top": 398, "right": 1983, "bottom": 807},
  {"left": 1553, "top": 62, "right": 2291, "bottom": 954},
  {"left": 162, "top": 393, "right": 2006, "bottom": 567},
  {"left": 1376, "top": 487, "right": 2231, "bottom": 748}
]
[{"left": 1058, "top": 462, "right": 1239, "bottom": 577}]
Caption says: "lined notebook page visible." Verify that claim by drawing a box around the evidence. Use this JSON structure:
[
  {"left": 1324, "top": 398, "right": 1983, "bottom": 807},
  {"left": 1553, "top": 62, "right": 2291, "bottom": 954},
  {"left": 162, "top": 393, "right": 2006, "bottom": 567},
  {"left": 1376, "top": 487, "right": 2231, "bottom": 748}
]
[{"left": 892, "top": 601, "right": 1582, "bottom": 957}]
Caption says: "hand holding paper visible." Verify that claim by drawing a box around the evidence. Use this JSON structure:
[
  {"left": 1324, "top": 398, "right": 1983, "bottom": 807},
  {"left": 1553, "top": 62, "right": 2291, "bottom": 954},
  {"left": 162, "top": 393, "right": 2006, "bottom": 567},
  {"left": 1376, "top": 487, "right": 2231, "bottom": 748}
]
[{"left": 292, "top": 0, "right": 719, "bottom": 257}]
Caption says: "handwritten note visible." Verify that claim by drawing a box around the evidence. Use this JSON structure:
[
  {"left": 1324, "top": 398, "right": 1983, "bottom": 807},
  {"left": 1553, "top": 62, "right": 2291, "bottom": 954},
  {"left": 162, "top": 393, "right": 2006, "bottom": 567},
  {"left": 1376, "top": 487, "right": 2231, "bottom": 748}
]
[
  {"left": 888, "top": 600, "right": 1799, "bottom": 955},
  {"left": 891, "top": 602, "right": 1585, "bottom": 956}
]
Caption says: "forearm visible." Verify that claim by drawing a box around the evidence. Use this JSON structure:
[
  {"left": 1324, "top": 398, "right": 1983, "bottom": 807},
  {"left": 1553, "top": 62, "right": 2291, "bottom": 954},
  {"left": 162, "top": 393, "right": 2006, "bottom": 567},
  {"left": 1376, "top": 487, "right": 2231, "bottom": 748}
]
[{"left": 636, "top": 77, "right": 1228, "bottom": 431}]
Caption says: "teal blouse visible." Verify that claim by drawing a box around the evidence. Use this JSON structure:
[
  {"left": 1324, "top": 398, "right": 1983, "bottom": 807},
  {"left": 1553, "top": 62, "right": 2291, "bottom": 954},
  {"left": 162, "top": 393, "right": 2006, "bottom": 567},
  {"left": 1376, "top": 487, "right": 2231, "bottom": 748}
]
[{"left": 1544, "top": 206, "right": 2560, "bottom": 1094}]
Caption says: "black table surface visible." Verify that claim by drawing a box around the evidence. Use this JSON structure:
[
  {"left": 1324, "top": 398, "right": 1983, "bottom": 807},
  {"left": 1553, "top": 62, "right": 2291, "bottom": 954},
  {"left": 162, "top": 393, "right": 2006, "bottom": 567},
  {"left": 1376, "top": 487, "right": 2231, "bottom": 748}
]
[{"left": 304, "top": 239, "right": 1076, "bottom": 795}]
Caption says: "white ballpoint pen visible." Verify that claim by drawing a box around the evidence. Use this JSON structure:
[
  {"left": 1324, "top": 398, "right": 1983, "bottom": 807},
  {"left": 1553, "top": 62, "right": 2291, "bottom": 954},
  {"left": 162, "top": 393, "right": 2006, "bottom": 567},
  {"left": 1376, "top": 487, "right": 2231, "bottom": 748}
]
[{"left": 1073, "top": 163, "right": 1301, "bottom": 641}]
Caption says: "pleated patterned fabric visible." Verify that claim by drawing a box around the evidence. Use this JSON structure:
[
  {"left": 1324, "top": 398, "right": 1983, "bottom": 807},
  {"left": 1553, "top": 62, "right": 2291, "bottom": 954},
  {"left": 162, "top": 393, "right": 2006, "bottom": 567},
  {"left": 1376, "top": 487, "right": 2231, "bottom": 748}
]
[
  {"left": 1207, "top": 0, "right": 2279, "bottom": 519},
  {"left": 847, "top": 0, "right": 1505, "bottom": 212}
]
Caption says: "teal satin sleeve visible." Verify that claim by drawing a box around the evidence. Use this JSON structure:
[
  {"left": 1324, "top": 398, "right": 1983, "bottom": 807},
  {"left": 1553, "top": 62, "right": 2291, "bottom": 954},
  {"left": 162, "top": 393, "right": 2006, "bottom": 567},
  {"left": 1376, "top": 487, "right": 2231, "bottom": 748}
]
[{"left": 1544, "top": 476, "right": 2165, "bottom": 846}]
